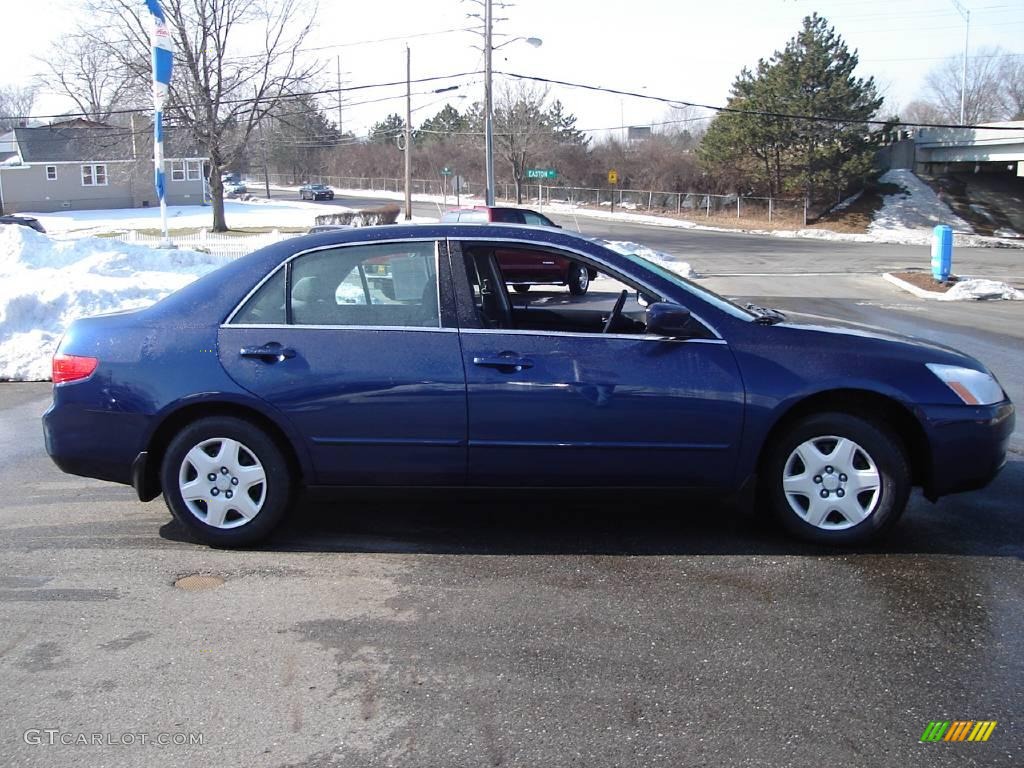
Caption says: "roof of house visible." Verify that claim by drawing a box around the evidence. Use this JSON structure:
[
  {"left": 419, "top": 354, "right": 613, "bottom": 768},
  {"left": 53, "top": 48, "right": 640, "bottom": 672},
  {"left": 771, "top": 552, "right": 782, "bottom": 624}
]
[{"left": 10, "top": 119, "right": 204, "bottom": 164}]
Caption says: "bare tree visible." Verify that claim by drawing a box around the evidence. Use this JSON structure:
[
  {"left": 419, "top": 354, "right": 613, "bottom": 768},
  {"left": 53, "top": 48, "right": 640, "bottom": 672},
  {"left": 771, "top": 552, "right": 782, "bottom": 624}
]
[
  {"left": 1000, "top": 55, "right": 1024, "bottom": 121},
  {"left": 0, "top": 86, "right": 37, "bottom": 131},
  {"left": 900, "top": 99, "right": 947, "bottom": 126},
  {"left": 83, "top": 0, "right": 319, "bottom": 231},
  {"left": 493, "top": 82, "right": 550, "bottom": 203},
  {"left": 922, "top": 46, "right": 1009, "bottom": 124},
  {"left": 36, "top": 32, "right": 141, "bottom": 123}
]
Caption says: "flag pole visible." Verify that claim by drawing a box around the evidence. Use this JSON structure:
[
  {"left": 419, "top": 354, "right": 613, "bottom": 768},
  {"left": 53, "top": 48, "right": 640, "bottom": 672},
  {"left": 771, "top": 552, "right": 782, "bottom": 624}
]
[{"left": 147, "top": 0, "right": 174, "bottom": 247}]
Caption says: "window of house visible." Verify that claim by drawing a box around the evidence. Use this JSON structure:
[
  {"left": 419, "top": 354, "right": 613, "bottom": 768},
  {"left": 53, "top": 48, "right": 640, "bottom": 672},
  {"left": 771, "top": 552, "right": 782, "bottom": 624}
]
[
  {"left": 186, "top": 160, "right": 202, "bottom": 181},
  {"left": 81, "top": 164, "right": 107, "bottom": 186},
  {"left": 45, "top": 166, "right": 57, "bottom": 181},
  {"left": 170, "top": 161, "right": 185, "bottom": 181}
]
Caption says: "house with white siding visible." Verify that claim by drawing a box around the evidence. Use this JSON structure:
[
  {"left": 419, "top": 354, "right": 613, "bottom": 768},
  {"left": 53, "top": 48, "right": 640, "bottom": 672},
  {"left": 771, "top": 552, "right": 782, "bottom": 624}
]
[{"left": 0, "top": 118, "right": 207, "bottom": 214}]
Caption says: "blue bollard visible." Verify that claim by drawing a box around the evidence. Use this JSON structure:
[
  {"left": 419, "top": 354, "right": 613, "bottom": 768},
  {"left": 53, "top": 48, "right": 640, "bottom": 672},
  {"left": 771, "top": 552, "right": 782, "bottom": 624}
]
[{"left": 931, "top": 225, "right": 953, "bottom": 282}]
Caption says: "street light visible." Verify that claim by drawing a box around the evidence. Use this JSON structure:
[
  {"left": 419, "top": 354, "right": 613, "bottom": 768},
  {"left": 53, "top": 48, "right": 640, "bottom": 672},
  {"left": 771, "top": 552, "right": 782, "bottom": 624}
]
[
  {"left": 483, "top": 0, "right": 542, "bottom": 205},
  {"left": 950, "top": 0, "right": 970, "bottom": 124}
]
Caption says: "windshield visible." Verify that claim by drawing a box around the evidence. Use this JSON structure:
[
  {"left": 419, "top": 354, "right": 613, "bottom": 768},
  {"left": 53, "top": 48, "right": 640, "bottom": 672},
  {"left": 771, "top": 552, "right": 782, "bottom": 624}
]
[{"left": 601, "top": 240, "right": 756, "bottom": 321}]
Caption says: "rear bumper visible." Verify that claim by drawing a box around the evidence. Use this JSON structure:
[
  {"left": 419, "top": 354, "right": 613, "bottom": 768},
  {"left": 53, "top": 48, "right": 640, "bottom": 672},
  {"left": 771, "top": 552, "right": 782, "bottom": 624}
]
[
  {"left": 919, "top": 400, "right": 1015, "bottom": 499},
  {"left": 42, "top": 398, "right": 148, "bottom": 489}
]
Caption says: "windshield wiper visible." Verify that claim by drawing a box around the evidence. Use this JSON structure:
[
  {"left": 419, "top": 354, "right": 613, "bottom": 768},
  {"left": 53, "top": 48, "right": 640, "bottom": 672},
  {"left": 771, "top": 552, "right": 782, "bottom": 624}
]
[{"left": 745, "top": 303, "right": 787, "bottom": 325}]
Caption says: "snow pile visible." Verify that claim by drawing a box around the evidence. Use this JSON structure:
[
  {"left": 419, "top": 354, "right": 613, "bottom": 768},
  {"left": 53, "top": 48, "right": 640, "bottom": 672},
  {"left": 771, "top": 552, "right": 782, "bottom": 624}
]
[
  {"left": 0, "top": 226, "right": 223, "bottom": 380},
  {"left": 869, "top": 170, "right": 974, "bottom": 243},
  {"left": 604, "top": 240, "right": 696, "bottom": 279},
  {"left": 941, "top": 279, "right": 1024, "bottom": 302}
]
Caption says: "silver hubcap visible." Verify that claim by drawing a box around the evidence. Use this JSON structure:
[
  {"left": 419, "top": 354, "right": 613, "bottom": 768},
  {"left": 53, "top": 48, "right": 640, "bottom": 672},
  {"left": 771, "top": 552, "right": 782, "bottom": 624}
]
[
  {"left": 178, "top": 438, "right": 267, "bottom": 529},
  {"left": 782, "top": 435, "right": 881, "bottom": 530},
  {"left": 577, "top": 268, "right": 589, "bottom": 291}
]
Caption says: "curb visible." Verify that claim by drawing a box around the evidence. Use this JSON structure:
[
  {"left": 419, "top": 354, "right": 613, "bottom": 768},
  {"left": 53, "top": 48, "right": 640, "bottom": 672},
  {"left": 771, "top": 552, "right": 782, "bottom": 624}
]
[{"left": 881, "top": 272, "right": 948, "bottom": 300}]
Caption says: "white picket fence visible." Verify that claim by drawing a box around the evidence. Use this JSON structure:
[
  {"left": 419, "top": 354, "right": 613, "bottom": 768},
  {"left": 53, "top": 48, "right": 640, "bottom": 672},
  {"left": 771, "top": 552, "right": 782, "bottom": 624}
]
[{"left": 115, "top": 229, "right": 295, "bottom": 258}]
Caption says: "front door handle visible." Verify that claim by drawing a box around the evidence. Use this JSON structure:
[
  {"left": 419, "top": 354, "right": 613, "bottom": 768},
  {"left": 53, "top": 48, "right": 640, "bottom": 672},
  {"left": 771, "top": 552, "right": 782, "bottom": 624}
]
[
  {"left": 240, "top": 343, "right": 296, "bottom": 363},
  {"left": 472, "top": 354, "right": 534, "bottom": 373}
]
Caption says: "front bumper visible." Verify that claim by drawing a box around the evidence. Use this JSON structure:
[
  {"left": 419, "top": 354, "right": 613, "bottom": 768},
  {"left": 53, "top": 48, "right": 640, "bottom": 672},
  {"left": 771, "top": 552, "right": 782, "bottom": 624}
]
[{"left": 919, "top": 400, "right": 1015, "bottom": 499}]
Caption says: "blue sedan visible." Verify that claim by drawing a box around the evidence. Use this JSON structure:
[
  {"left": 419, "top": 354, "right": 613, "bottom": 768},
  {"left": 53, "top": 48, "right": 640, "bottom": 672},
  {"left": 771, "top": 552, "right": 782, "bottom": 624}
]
[{"left": 42, "top": 224, "right": 1014, "bottom": 546}]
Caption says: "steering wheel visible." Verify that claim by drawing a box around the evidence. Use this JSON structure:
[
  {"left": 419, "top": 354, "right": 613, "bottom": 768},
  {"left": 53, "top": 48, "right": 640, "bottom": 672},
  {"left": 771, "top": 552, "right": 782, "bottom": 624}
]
[{"left": 602, "top": 290, "right": 628, "bottom": 334}]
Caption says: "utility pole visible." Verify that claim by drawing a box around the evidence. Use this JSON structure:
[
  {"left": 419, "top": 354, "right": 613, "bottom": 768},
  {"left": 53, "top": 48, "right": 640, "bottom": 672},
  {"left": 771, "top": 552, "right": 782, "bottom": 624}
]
[
  {"left": 342, "top": 54, "right": 350, "bottom": 136},
  {"left": 950, "top": 0, "right": 970, "bottom": 124},
  {"left": 484, "top": 0, "right": 495, "bottom": 206},
  {"left": 404, "top": 45, "right": 413, "bottom": 221},
  {"left": 254, "top": 85, "right": 271, "bottom": 199}
]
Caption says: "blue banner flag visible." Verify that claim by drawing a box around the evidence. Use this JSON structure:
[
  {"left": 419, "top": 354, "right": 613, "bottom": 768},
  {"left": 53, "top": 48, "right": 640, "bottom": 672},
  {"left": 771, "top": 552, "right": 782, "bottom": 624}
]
[{"left": 147, "top": 0, "right": 174, "bottom": 240}]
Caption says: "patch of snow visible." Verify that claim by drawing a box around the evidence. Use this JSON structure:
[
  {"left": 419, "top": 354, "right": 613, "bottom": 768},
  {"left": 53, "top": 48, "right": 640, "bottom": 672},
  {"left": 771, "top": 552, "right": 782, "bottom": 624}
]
[
  {"left": 604, "top": 240, "right": 696, "bottom": 279},
  {"left": 0, "top": 226, "right": 222, "bottom": 380},
  {"left": 940, "top": 279, "right": 1024, "bottom": 302},
  {"left": 832, "top": 190, "right": 862, "bottom": 212},
  {"left": 869, "top": 170, "right": 974, "bottom": 243}
]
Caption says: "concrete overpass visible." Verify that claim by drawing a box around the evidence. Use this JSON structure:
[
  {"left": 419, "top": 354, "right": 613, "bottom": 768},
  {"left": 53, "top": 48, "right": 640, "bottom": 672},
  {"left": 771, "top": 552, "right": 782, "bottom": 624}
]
[{"left": 914, "top": 121, "right": 1024, "bottom": 173}]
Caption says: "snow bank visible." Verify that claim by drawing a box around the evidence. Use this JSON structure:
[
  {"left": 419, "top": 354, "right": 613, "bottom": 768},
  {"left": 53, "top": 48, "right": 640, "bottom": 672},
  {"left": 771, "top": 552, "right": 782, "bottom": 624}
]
[
  {"left": 604, "top": 240, "right": 696, "bottom": 279},
  {"left": 940, "top": 279, "right": 1024, "bottom": 302},
  {"left": 0, "top": 226, "right": 223, "bottom": 380},
  {"left": 869, "top": 170, "right": 973, "bottom": 242}
]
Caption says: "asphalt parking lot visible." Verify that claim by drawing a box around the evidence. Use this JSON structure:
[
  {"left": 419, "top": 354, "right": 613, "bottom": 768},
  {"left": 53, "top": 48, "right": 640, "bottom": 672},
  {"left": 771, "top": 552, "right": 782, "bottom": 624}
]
[{"left": 1, "top": 225, "right": 1022, "bottom": 767}]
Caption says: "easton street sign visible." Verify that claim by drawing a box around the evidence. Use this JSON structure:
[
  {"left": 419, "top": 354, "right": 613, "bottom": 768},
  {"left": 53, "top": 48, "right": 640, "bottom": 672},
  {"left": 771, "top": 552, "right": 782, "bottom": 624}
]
[{"left": 526, "top": 168, "right": 557, "bottom": 179}]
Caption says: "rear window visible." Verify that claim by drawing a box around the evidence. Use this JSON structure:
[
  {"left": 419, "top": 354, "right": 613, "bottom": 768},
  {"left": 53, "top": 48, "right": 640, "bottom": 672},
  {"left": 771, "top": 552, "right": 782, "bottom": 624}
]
[
  {"left": 457, "top": 211, "right": 488, "bottom": 223},
  {"left": 489, "top": 208, "right": 521, "bottom": 223}
]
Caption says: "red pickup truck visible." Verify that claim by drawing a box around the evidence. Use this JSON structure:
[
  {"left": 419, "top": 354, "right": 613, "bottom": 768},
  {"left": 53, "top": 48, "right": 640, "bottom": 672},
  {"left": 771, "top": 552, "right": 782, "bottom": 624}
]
[{"left": 440, "top": 206, "right": 595, "bottom": 294}]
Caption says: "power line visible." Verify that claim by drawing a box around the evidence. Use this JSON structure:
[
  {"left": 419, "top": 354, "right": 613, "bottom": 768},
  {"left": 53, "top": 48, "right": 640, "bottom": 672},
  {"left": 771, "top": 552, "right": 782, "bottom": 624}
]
[
  {"left": 496, "top": 71, "right": 1024, "bottom": 131},
  {"left": 0, "top": 71, "right": 483, "bottom": 123}
]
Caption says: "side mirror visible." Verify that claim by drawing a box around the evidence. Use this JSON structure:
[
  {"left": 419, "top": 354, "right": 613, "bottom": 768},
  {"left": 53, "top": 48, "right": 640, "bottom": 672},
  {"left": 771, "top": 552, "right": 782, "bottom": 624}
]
[{"left": 646, "top": 302, "right": 705, "bottom": 339}]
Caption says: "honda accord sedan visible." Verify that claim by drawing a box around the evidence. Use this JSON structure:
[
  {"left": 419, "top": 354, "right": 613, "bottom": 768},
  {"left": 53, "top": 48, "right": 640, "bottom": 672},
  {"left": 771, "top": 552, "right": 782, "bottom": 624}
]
[{"left": 43, "top": 224, "right": 1014, "bottom": 547}]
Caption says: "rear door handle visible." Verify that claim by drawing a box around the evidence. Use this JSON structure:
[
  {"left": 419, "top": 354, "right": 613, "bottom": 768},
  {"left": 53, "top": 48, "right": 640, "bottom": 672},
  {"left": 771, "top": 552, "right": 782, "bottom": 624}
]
[
  {"left": 240, "top": 344, "right": 296, "bottom": 363},
  {"left": 472, "top": 355, "right": 534, "bottom": 373}
]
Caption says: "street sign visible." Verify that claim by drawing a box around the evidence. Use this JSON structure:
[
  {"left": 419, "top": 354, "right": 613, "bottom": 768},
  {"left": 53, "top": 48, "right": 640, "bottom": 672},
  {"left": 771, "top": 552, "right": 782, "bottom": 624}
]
[
  {"left": 608, "top": 169, "right": 618, "bottom": 185},
  {"left": 526, "top": 168, "right": 557, "bottom": 179},
  {"left": 441, "top": 167, "right": 453, "bottom": 176}
]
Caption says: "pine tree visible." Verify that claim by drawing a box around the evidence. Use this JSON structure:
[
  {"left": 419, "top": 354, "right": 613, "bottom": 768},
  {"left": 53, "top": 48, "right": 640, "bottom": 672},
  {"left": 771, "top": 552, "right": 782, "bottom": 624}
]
[
  {"left": 369, "top": 114, "right": 405, "bottom": 144},
  {"left": 700, "top": 14, "right": 882, "bottom": 202}
]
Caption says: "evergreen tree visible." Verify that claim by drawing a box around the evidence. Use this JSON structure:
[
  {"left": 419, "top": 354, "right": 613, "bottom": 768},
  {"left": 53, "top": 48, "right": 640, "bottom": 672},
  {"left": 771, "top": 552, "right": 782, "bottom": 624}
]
[
  {"left": 369, "top": 113, "right": 406, "bottom": 144},
  {"left": 415, "top": 104, "right": 467, "bottom": 144},
  {"left": 700, "top": 14, "right": 882, "bottom": 201},
  {"left": 546, "top": 100, "right": 589, "bottom": 146}
]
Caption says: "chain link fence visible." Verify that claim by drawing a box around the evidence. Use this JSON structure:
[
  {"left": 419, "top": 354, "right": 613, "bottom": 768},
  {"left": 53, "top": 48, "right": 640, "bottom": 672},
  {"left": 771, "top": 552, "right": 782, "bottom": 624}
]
[{"left": 252, "top": 173, "right": 808, "bottom": 226}]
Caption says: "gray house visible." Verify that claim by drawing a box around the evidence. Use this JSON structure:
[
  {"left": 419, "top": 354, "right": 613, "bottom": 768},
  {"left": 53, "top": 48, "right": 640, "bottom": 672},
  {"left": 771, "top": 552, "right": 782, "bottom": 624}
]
[{"left": 0, "top": 118, "right": 208, "bottom": 214}]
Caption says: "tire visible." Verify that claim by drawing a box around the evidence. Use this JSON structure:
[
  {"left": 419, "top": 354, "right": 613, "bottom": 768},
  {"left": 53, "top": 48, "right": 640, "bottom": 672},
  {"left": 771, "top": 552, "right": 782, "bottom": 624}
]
[
  {"left": 160, "top": 416, "right": 293, "bottom": 547},
  {"left": 568, "top": 263, "right": 590, "bottom": 295},
  {"left": 512, "top": 284, "right": 530, "bottom": 294},
  {"left": 762, "top": 412, "right": 910, "bottom": 545}
]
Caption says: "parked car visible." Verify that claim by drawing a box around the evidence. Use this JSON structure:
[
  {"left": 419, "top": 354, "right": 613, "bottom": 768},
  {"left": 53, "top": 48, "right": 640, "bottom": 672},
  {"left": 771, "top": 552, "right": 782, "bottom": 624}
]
[
  {"left": 225, "top": 181, "right": 247, "bottom": 197},
  {"left": 440, "top": 206, "right": 592, "bottom": 293},
  {"left": 299, "top": 183, "right": 335, "bottom": 201},
  {"left": 43, "top": 224, "right": 1014, "bottom": 548},
  {"left": 0, "top": 214, "right": 46, "bottom": 233}
]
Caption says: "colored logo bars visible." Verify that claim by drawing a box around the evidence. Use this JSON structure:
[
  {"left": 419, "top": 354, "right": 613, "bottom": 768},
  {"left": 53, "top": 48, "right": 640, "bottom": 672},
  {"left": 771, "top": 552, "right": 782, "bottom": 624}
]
[{"left": 921, "top": 720, "right": 997, "bottom": 742}]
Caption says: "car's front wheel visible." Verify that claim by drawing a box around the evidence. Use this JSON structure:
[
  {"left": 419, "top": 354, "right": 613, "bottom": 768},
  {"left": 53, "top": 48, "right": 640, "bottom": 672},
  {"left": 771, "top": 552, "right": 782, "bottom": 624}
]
[
  {"left": 160, "top": 416, "right": 292, "bottom": 546},
  {"left": 763, "top": 412, "right": 910, "bottom": 544},
  {"left": 568, "top": 263, "right": 590, "bottom": 295},
  {"left": 512, "top": 284, "right": 530, "bottom": 293}
]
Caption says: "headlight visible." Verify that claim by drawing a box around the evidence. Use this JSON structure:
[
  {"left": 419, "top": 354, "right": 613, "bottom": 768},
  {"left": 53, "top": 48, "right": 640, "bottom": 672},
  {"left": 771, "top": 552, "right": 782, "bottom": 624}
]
[{"left": 926, "top": 364, "right": 1005, "bottom": 405}]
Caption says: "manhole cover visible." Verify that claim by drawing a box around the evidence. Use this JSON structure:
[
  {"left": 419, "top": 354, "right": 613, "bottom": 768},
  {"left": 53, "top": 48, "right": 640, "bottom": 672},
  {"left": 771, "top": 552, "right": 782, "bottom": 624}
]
[{"left": 174, "top": 575, "right": 224, "bottom": 592}]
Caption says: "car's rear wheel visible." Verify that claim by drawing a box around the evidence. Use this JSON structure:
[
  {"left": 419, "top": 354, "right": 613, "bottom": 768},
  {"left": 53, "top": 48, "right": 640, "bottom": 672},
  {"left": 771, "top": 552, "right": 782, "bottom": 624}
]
[
  {"left": 568, "top": 263, "right": 589, "bottom": 295},
  {"left": 764, "top": 412, "right": 910, "bottom": 544},
  {"left": 160, "top": 417, "right": 292, "bottom": 547},
  {"left": 512, "top": 284, "right": 530, "bottom": 293}
]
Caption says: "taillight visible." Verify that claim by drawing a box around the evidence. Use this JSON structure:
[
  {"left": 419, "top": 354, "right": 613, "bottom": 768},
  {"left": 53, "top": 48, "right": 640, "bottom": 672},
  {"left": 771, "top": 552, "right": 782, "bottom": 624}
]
[{"left": 52, "top": 354, "right": 98, "bottom": 384}]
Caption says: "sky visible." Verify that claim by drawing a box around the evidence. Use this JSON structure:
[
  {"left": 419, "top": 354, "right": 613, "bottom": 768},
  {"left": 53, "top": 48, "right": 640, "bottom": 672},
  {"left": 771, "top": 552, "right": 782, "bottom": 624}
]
[{"left": 1, "top": 0, "right": 1021, "bottom": 138}]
